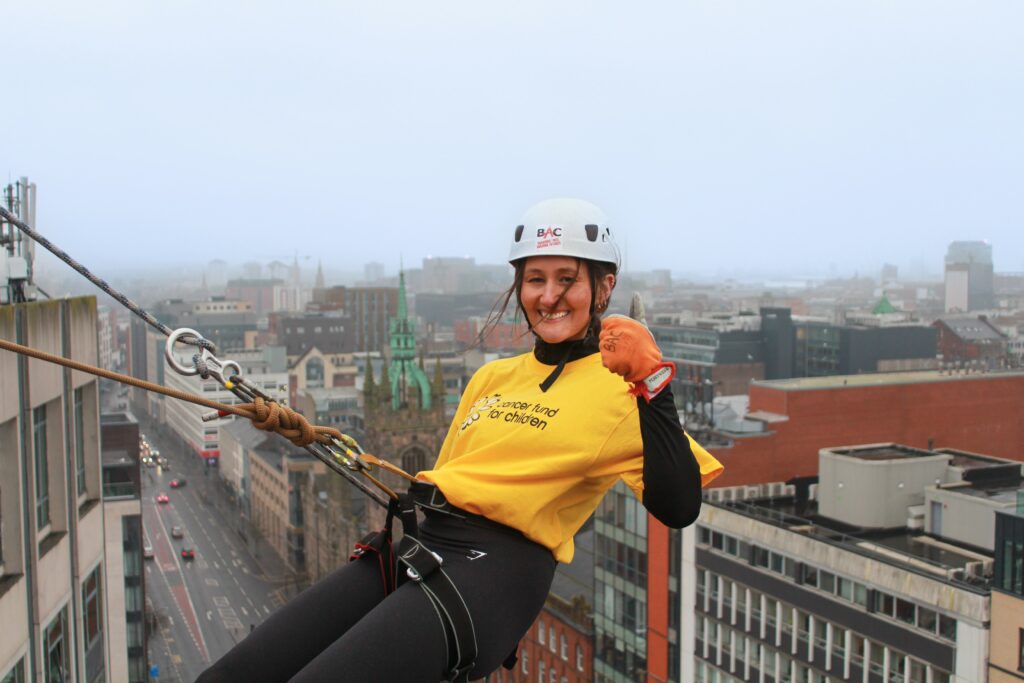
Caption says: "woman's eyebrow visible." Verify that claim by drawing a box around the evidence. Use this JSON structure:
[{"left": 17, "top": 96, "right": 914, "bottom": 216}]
[{"left": 524, "top": 268, "right": 579, "bottom": 276}]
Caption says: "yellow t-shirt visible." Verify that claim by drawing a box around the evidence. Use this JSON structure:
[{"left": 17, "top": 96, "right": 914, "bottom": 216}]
[{"left": 417, "top": 351, "right": 723, "bottom": 563}]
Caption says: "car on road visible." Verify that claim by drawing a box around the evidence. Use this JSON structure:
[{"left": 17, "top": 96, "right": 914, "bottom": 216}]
[
  {"left": 171, "top": 525, "right": 184, "bottom": 538},
  {"left": 143, "top": 544, "right": 154, "bottom": 559},
  {"left": 156, "top": 493, "right": 169, "bottom": 504},
  {"left": 159, "top": 458, "right": 171, "bottom": 470},
  {"left": 181, "top": 547, "right": 196, "bottom": 561},
  {"left": 169, "top": 478, "right": 186, "bottom": 488}
]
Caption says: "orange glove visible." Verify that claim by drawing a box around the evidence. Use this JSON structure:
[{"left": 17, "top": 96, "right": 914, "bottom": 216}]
[{"left": 599, "top": 315, "right": 676, "bottom": 400}]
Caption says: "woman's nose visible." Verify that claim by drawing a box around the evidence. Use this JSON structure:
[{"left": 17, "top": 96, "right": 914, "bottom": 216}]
[{"left": 539, "top": 283, "right": 560, "bottom": 307}]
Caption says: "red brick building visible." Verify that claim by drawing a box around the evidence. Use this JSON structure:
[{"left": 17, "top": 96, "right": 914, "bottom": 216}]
[
  {"left": 932, "top": 315, "right": 1008, "bottom": 370},
  {"left": 632, "top": 369, "right": 1024, "bottom": 683},
  {"left": 708, "top": 369, "right": 1024, "bottom": 487}
]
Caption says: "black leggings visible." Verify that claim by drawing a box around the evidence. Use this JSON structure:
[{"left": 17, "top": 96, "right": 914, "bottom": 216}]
[{"left": 196, "top": 510, "right": 557, "bottom": 682}]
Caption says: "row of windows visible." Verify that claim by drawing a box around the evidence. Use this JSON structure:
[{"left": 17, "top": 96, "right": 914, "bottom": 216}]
[
  {"left": 595, "top": 485, "right": 647, "bottom": 538},
  {"left": 286, "top": 325, "right": 344, "bottom": 335},
  {"left": 536, "top": 619, "right": 585, "bottom": 670},
  {"left": 594, "top": 534, "right": 647, "bottom": 586},
  {"left": 19, "top": 390, "right": 94, "bottom": 546},
  {"left": 698, "top": 569, "right": 960, "bottom": 672},
  {"left": 695, "top": 611, "right": 952, "bottom": 683},
  {"left": 698, "top": 527, "right": 958, "bottom": 643}
]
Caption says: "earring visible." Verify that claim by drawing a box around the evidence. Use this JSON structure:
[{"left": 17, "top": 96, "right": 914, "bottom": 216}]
[{"left": 596, "top": 299, "right": 608, "bottom": 313}]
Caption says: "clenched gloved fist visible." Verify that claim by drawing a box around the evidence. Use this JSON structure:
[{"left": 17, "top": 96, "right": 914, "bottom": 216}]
[{"left": 599, "top": 315, "right": 676, "bottom": 401}]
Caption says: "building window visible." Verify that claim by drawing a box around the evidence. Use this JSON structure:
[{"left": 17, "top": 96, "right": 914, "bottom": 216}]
[
  {"left": 538, "top": 619, "right": 545, "bottom": 643},
  {"left": 34, "top": 406, "right": 50, "bottom": 529},
  {"left": 74, "top": 388, "right": 86, "bottom": 497},
  {"left": 576, "top": 644, "right": 584, "bottom": 671},
  {"left": 306, "top": 358, "right": 324, "bottom": 389},
  {"left": 83, "top": 564, "right": 105, "bottom": 683},
  {"left": 45, "top": 606, "right": 69, "bottom": 683},
  {"left": 0, "top": 659, "right": 25, "bottom": 683},
  {"left": 83, "top": 566, "right": 103, "bottom": 646},
  {"left": 549, "top": 627, "right": 556, "bottom": 653},
  {"left": 560, "top": 634, "right": 567, "bottom": 660},
  {"left": 521, "top": 650, "right": 529, "bottom": 675},
  {"left": 538, "top": 660, "right": 544, "bottom": 683}
]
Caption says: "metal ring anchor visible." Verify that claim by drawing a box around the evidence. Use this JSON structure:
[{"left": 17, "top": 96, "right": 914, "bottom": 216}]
[{"left": 165, "top": 327, "right": 242, "bottom": 386}]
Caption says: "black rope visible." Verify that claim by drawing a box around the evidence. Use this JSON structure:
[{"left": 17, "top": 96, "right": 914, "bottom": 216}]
[{"left": 0, "top": 205, "right": 212, "bottom": 349}]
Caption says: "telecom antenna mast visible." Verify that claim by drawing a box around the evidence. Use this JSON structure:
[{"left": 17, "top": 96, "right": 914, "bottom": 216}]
[{"left": 1, "top": 177, "right": 38, "bottom": 304}]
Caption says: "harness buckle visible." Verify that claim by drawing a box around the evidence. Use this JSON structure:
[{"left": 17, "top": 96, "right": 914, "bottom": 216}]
[{"left": 405, "top": 548, "right": 443, "bottom": 582}]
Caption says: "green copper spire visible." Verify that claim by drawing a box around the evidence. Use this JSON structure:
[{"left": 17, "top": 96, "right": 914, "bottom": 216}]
[
  {"left": 872, "top": 294, "right": 898, "bottom": 315},
  {"left": 388, "top": 270, "right": 431, "bottom": 410}
]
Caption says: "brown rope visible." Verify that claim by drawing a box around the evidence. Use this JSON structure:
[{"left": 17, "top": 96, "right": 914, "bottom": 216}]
[{"left": 0, "top": 337, "right": 416, "bottom": 486}]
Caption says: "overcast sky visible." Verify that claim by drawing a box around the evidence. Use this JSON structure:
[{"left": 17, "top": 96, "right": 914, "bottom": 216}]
[{"left": 4, "top": 1, "right": 1023, "bottom": 282}]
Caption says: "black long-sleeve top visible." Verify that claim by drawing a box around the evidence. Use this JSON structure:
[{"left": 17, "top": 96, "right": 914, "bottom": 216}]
[{"left": 534, "top": 336, "right": 703, "bottom": 529}]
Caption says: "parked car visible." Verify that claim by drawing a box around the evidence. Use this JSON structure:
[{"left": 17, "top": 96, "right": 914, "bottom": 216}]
[
  {"left": 156, "top": 493, "right": 169, "bottom": 504},
  {"left": 169, "top": 478, "right": 186, "bottom": 489},
  {"left": 171, "top": 525, "right": 184, "bottom": 539},
  {"left": 181, "top": 547, "right": 196, "bottom": 561},
  {"left": 143, "top": 544, "right": 154, "bottom": 560}
]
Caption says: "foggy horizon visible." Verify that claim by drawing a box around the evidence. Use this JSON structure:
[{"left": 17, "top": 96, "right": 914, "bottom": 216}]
[{"left": 7, "top": 1, "right": 1024, "bottom": 285}]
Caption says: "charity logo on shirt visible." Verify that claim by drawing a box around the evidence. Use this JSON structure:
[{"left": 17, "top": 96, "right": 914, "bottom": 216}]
[
  {"left": 459, "top": 394, "right": 502, "bottom": 432},
  {"left": 460, "top": 392, "right": 563, "bottom": 434}
]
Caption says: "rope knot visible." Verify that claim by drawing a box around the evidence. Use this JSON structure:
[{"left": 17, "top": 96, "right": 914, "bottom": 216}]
[{"left": 247, "top": 396, "right": 318, "bottom": 447}]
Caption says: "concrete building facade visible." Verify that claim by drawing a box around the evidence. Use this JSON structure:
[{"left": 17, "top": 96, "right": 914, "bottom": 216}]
[
  {"left": 990, "top": 509, "right": 1024, "bottom": 682},
  {"left": 0, "top": 298, "right": 127, "bottom": 682},
  {"left": 688, "top": 442, "right": 1021, "bottom": 683}
]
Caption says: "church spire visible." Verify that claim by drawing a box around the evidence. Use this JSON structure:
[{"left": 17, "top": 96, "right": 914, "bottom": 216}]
[
  {"left": 315, "top": 260, "right": 325, "bottom": 289},
  {"left": 386, "top": 269, "right": 432, "bottom": 411}
]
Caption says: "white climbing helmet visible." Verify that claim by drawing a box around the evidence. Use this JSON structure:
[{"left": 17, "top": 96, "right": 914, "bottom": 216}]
[{"left": 508, "top": 198, "right": 620, "bottom": 266}]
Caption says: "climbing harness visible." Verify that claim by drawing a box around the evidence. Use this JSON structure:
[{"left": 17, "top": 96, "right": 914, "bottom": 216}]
[{"left": 0, "top": 204, "right": 481, "bottom": 680}]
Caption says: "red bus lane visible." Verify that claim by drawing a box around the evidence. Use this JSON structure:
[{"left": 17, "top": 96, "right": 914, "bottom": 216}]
[{"left": 152, "top": 500, "right": 210, "bottom": 663}]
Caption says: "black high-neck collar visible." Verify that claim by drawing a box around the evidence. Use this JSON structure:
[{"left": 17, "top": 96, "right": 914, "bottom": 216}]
[{"left": 533, "top": 335, "right": 600, "bottom": 366}]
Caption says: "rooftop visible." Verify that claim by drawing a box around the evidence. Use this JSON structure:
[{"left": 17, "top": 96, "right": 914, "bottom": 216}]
[
  {"left": 753, "top": 368, "right": 1024, "bottom": 392},
  {"left": 831, "top": 444, "right": 936, "bottom": 461},
  {"left": 714, "top": 497, "right": 991, "bottom": 592}
]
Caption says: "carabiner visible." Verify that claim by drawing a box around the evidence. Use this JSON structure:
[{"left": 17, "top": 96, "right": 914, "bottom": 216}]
[{"left": 165, "top": 327, "right": 242, "bottom": 388}]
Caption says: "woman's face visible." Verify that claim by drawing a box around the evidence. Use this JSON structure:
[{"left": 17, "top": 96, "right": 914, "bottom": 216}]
[{"left": 519, "top": 256, "right": 613, "bottom": 344}]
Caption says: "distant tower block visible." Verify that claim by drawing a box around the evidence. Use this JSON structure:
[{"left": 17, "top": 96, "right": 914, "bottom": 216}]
[{"left": 944, "top": 241, "right": 994, "bottom": 313}]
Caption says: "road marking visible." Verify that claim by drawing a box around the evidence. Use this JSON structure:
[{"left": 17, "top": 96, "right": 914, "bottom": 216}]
[
  {"left": 240, "top": 606, "right": 248, "bottom": 616},
  {"left": 206, "top": 610, "right": 213, "bottom": 621},
  {"left": 263, "top": 605, "right": 271, "bottom": 614},
  {"left": 213, "top": 596, "right": 230, "bottom": 607},
  {"left": 205, "top": 578, "right": 219, "bottom": 587}
]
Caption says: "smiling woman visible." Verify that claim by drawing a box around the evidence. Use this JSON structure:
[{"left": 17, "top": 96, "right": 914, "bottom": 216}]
[
  {"left": 519, "top": 257, "right": 612, "bottom": 344},
  {"left": 196, "top": 198, "right": 722, "bottom": 683}
]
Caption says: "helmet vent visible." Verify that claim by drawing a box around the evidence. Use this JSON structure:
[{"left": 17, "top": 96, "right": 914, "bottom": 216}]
[
  {"left": 584, "top": 224, "right": 599, "bottom": 242},
  {"left": 514, "top": 225, "right": 525, "bottom": 242}
]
